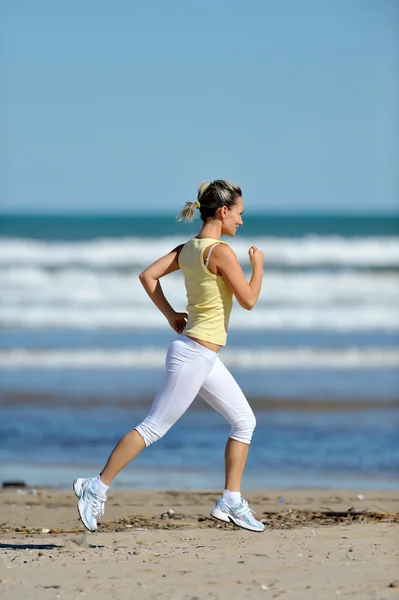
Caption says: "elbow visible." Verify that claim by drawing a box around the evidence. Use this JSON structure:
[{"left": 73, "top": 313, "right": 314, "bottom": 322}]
[
  {"left": 240, "top": 297, "right": 256, "bottom": 311},
  {"left": 139, "top": 270, "right": 158, "bottom": 289},
  {"left": 139, "top": 270, "right": 150, "bottom": 287}
]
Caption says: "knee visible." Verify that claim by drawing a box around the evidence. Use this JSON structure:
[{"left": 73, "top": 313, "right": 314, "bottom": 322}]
[
  {"left": 135, "top": 418, "right": 170, "bottom": 447},
  {"left": 230, "top": 412, "right": 257, "bottom": 445}
]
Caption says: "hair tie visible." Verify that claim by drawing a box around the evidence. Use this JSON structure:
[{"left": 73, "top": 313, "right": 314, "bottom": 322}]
[
  {"left": 209, "top": 180, "right": 214, "bottom": 185},
  {"left": 196, "top": 201, "right": 201, "bottom": 209}
]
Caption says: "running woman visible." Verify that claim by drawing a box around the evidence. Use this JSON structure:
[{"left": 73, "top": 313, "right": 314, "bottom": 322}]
[{"left": 73, "top": 180, "right": 265, "bottom": 532}]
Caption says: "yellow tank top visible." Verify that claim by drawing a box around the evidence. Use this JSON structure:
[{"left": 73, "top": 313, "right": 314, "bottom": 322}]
[{"left": 178, "top": 238, "right": 233, "bottom": 346}]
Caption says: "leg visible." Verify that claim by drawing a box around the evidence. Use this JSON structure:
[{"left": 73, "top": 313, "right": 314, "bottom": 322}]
[
  {"left": 200, "top": 357, "right": 256, "bottom": 493},
  {"left": 101, "top": 338, "right": 217, "bottom": 486},
  {"left": 200, "top": 359, "right": 264, "bottom": 532},
  {"left": 74, "top": 338, "right": 217, "bottom": 532},
  {"left": 100, "top": 430, "right": 145, "bottom": 486},
  {"left": 224, "top": 437, "right": 249, "bottom": 492}
]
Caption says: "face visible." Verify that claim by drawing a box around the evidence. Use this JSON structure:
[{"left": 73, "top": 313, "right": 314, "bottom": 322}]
[{"left": 220, "top": 196, "right": 244, "bottom": 237}]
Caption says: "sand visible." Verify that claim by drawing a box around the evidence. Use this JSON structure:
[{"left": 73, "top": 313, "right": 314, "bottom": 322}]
[{"left": 0, "top": 488, "right": 398, "bottom": 599}]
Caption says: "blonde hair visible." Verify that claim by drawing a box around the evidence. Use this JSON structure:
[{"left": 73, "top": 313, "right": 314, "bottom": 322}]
[{"left": 178, "top": 180, "right": 242, "bottom": 223}]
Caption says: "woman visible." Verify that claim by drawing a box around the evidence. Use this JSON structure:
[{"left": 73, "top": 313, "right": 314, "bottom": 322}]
[{"left": 73, "top": 180, "right": 265, "bottom": 532}]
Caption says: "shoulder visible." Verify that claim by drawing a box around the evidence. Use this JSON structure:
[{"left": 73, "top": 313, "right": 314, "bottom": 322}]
[
  {"left": 212, "top": 243, "right": 237, "bottom": 261},
  {"left": 175, "top": 241, "right": 191, "bottom": 267},
  {"left": 172, "top": 243, "right": 187, "bottom": 256}
]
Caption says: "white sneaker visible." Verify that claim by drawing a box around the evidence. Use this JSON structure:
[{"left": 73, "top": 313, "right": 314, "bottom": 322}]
[
  {"left": 211, "top": 498, "right": 265, "bottom": 532},
  {"left": 73, "top": 477, "right": 107, "bottom": 532}
]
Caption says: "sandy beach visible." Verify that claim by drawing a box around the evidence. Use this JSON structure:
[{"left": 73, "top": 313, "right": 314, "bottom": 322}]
[{"left": 0, "top": 488, "right": 398, "bottom": 599}]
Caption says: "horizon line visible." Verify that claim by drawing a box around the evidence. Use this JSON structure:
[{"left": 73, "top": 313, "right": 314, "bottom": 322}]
[{"left": 1, "top": 210, "right": 399, "bottom": 218}]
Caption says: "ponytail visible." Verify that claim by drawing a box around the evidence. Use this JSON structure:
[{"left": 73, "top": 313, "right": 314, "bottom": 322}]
[
  {"left": 178, "top": 180, "right": 241, "bottom": 223},
  {"left": 178, "top": 201, "right": 198, "bottom": 223}
]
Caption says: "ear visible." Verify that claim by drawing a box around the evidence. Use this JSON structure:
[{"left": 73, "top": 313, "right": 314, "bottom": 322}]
[{"left": 218, "top": 205, "right": 228, "bottom": 220}]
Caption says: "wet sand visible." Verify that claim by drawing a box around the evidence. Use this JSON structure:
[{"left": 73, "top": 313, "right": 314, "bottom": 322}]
[
  {"left": 0, "top": 488, "right": 398, "bottom": 599},
  {"left": 2, "top": 390, "right": 399, "bottom": 411}
]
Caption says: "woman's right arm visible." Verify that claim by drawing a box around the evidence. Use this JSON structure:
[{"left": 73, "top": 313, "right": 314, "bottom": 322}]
[{"left": 214, "top": 245, "right": 264, "bottom": 310}]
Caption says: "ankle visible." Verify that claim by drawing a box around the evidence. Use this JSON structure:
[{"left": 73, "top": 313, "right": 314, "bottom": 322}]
[
  {"left": 223, "top": 489, "right": 241, "bottom": 507},
  {"left": 93, "top": 474, "right": 109, "bottom": 494}
]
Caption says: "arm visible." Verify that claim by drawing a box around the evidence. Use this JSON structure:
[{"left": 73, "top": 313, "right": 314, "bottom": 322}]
[
  {"left": 213, "top": 244, "right": 264, "bottom": 310},
  {"left": 139, "top": 244, "right": 187, "bottom": 333}
]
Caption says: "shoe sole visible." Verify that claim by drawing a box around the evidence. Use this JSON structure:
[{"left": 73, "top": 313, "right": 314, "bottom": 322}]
[
  {"left": 72, "top": 479, "right": 96, "bottom": 533},
  {"left": 210, "top": 507, "right": 265, "bottom": 533}
]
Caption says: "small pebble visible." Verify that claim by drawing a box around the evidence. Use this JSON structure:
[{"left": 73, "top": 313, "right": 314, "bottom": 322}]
[
  {"left": 357, "top": 494, "right": 365, "bottom": 500},
  {"left": 389, "top": 581, "right": 399, "bottom": 588},
  {"left": 41, "top": 528, "right": 50, "bottom": 534}
]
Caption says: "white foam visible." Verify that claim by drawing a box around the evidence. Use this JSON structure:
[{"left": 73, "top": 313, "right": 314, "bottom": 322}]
[
  {"left": 1, "top": 235, "right": 399, "bottom": 267},
  {"left": 1, "top": 304, "right": 399, "bottom": 331},
  {"left": 1, "top": 268, "right": 398, "bottom": 330},
  {"left": 0, "top": 347, "right": 398, "bottom": 369},
  {"left": 1, "top": 235, "right": 398, "bottom": 332},
  {"left": 2, "top": 268, "right": 398, "bottom": 303}
]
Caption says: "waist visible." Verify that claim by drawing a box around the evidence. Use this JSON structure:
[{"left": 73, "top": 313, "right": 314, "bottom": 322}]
[
  {"left": 185, "top": 335, "right": 222, "bottom": 353},
  {"left": 184, "top": 306, "right": 231, "bottom": 346},
  {"left": 182, "top": 335, "right": 221, "bottom": 354}
]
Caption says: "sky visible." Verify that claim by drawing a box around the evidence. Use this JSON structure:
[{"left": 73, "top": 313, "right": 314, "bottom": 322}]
[{"left": 1, "top": 0, "right": 398, "bottom": 215}]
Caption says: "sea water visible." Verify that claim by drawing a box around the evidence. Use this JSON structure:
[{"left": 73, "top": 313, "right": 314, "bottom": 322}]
[{"left": 0, "top": 214, "right": 398, "bottom": 489}]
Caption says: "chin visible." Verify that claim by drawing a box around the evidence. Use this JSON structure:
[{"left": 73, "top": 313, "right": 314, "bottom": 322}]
[{"left": 222, "top": 226, "right": 238, "bottom": 237}]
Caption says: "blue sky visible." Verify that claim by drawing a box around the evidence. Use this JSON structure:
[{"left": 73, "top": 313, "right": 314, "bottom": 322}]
[{"left": 1, "top": 0, "right": 398, "bottom": 214}]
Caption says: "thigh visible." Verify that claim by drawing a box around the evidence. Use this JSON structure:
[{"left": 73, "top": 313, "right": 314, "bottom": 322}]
[
  {"left": 199, "top": 357, "right": 254, "bottom": 423},
  {"left": 146, "top": 339, "right": 216, "bottom": 428}
]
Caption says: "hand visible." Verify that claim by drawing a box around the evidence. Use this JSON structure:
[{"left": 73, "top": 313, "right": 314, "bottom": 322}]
[
  {"left": 248, "top": 246, "right": 264, "bottom": 268},
  {"left": 168, "top": 311, "right": 188, "bottom": 334}
]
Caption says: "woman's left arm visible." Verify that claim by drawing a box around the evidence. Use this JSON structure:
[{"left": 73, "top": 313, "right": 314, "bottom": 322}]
[{"left": 139, "top": 245, "right": 187, "bottom": 333}]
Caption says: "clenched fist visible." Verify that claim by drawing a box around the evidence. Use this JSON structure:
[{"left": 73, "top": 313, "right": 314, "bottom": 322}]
[{"left": 248, "top": 246, "right": 264, "bottom": 268}]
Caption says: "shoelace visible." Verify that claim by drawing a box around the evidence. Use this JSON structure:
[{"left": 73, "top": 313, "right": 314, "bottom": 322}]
[
  {"left": 90, "top": 491, "right": 105, "bottom": 518},
  {"left": 240, "top": 499, "right": 256, "bottom": 516}
]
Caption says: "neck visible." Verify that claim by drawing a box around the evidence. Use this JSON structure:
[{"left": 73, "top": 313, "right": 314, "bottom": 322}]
[{"left": 197, "top": 220, "right": 223, "bottom": 240}]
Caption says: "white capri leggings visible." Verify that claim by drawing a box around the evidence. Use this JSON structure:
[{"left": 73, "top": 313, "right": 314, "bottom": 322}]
[{"left": 135, "top": 336, "right": 256, "bottom": 446}]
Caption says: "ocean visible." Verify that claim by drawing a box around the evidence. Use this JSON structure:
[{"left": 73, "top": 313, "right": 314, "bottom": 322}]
[{"left": 0, "top": 214, "right": 398, "bottom": 490}]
